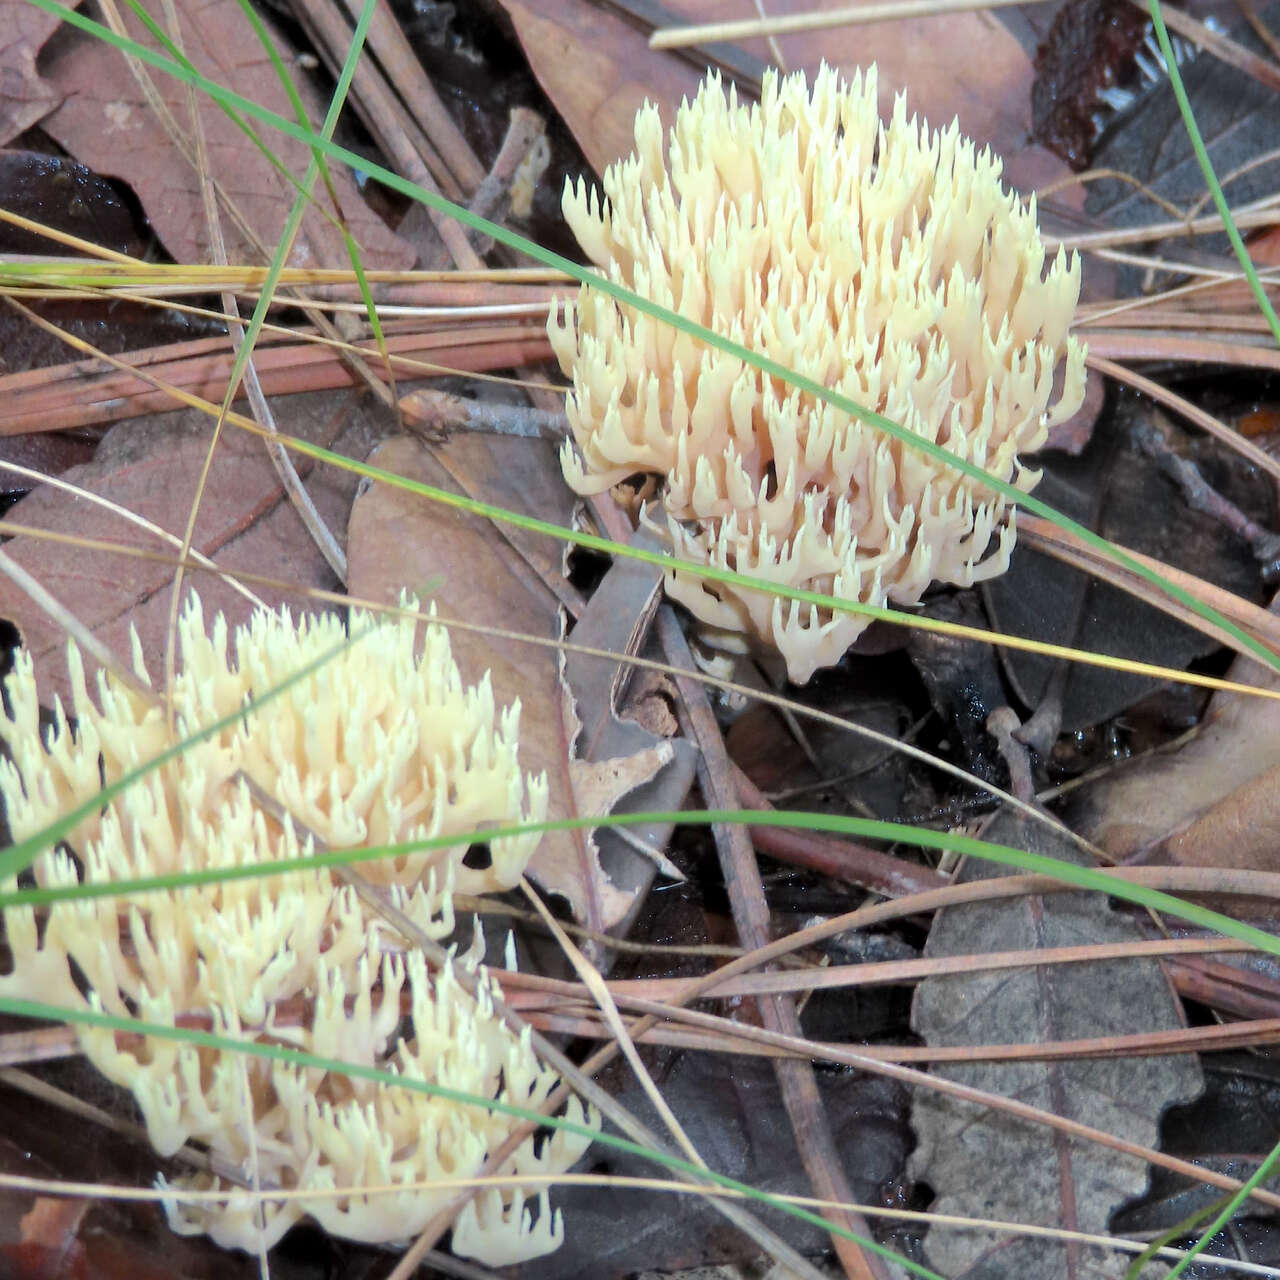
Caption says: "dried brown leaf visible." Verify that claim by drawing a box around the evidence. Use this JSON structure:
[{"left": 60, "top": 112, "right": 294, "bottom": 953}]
[
  {"left": 499, "top": 0, "right": 1065, "bottom": 193},
  {"left": 910, "top": 807, "right": 1202, "bottom": 1279},
  {"left": 0, "top": 2, "right": 61, "bottom": 146},
  {"left": 1070, "top": 650, "right": 1280, "bottom": 869},
  {"left": 37, "top": 2, "right": 411, "bottom": 269},
  {"left": 0, "top": 394, "right": 385, "bottom": 707}
]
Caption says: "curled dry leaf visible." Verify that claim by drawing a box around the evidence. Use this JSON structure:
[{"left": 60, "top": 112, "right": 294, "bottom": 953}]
[
  {"left": 558, "top": 536, "right": 699, "bottom": 931},
  {"left": 346, "top": 433, "right": 690, "bottom": 932},
  {"left": 1069, "top": 647, "right": 1280, "bottom": 870}
]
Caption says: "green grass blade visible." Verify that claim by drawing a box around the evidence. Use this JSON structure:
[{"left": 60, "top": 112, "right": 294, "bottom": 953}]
[
  {"left": 1148, "top": 0, "right": 1280, "bottom": 348},
  {"left": 18, "top": 0, "right": 1280, "bottom": 679},
  {"left": 4, "top": 807, "right": 1278, "bottom": 958},
  {"left": 341, "top": 218, "right": 398, "bottom": 395}
]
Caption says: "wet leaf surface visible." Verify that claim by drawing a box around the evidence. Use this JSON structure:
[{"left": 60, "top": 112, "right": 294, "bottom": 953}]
[
  {"left": 906, "top": 593, "right": 1013, "bottom": 791},
  {"left": 0, "top": 152, "right": 146, "bottom": 258}
]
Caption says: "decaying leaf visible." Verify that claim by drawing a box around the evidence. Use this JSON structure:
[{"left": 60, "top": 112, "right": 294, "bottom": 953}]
[
  {"left": 559, "top": 534, "right": 699, "bottom": 934},
  {"left": 1028, "top": 0, "right": 1152, "bottom": 172},
  {"left": 910, "top": 806, "right": 1202, "bottom": 1278},
  {"left": 0, "top": 393, "right": 386, "bottom": 708},
  {"left": 36, "top": 0, "right": 412, "bottom": 269},
  {"left": 1086, "top": 6, "right": 1280, "bottom": 284},
  {"left": 346, "top": 433, "right": 691, "bottom": 932}
]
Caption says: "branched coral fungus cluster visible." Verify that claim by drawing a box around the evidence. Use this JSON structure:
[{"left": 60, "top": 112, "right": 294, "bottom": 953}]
[
  {"left": 551, "top": 62, "right": 1086, "bottom": 682},
  {"left": 0, "top": 595, "right": 593, "bottom": 1264}
]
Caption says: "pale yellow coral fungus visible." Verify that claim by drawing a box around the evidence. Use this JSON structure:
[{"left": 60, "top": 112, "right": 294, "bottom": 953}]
[
  {"left": 550, "top": 62, "right": 1086, "bottom": 682},
  {"left": 0, "top": 595, "right": 594, "bottom": 1263}
]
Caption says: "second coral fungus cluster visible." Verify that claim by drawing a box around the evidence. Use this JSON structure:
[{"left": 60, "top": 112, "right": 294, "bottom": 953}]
[
  {"left": 0, "top": 595, "right": 592, "bottom": 1263},
  {"left": 551, "top": 62, "right": 1086, "bottom": 682}
]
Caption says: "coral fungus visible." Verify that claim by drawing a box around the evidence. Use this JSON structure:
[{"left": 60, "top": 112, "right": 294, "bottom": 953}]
[{"left": 551, "top": 62, "right": 1086, "bottom": 681}]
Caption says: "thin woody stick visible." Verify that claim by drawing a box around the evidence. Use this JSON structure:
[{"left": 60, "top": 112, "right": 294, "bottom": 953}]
[{"left": 650, "top": 0, "right": 1044, "bottom": 49}]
